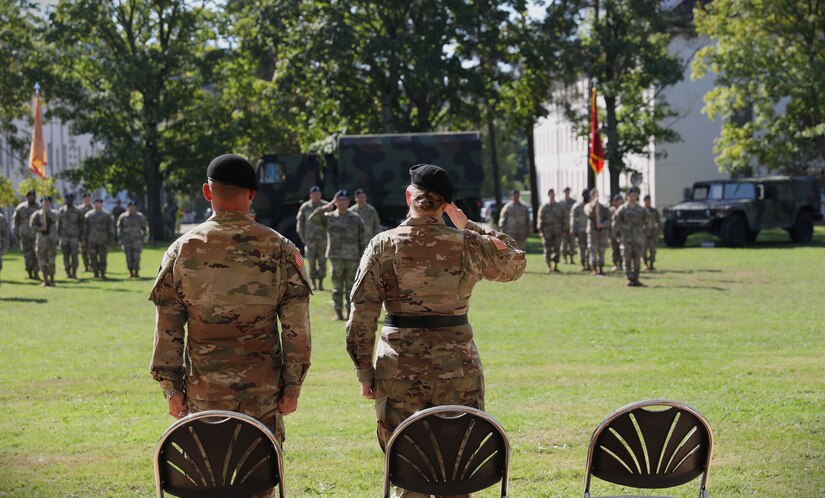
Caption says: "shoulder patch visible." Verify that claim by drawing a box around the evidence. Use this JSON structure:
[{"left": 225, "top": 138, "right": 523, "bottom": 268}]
[
  {"left": 294, "top": 250, "right": 304, "bottom": 269},
  {"left": 491, "top": 237, "right": 508, "bottom": 251}
]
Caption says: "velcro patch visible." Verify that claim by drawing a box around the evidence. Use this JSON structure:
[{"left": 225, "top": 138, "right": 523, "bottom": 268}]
[
  {"left": 294, "top": 251, "right": 304, "bottom": 268},
  {"left": 491, "top": 237, "right": 508, "bottom": 251}
]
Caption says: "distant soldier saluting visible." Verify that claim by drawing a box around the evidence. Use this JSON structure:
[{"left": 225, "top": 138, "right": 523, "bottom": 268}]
[
  {"left": 612, "top": 187, "right": 650, "bottom": 286},
  {"left": 296, "top": 186, "right": 327, "bottom": 291},
  {"left": 117, "top": 201, "right": 148, "bottom": 278},
  {"left": 499, "top": 189, "right": 531, "bottom": 250}
]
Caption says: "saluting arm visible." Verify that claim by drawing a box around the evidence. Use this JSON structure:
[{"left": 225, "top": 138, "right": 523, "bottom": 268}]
[
  {"left": 307, "top": 205, "right": 329, "bottom": 229},
  {"left": 277, "top": 250, "right": 312, "bottom": 400}
]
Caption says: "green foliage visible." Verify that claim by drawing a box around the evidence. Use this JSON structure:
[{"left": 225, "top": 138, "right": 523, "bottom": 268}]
[
  {"left": 16, "top": 177, "right": 62, "bottom": 203},
  {"left": 693, "top": 0, "right": 825, "bottom": 176},
  {"left": 0, "top": 176, "right": 17, "bottom": 207}
]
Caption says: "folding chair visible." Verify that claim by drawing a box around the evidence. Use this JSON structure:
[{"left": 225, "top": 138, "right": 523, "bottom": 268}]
[
  {"left": 153, "top": 410, "right": 285, "bottom": 498},
  {"left": 383, "top": 405, "right": 510, "bottom": 498},
  {"left": 583, "top": 399, "right": 714, "bottom": 498}
]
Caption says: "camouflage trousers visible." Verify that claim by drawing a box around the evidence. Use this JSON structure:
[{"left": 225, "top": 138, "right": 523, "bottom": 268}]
[
  {"left": 303, "top": 237, "right": 327, "bottom": 280},
  {"left": 376, "top": 376, "right": 484, "bottom": 498},
  {"left": 610, "top": 237, "right": 622, "bottom": 268},
  {"left": 35, "top": 236, "right": 57, "bottom": 275},
  {"left": 61, "top": 237, "right": 80, "bottom": 273},
  {"left": 561, "top": 231, "right": 575, "bottom": 258},
  {"left": 574, "top": 231, "right": 589, "bottom": 264},
  {"left": 79, "top": 240, "right": 90, "bottom": 271},
  {"left": 540, "top": 230, "right": 562, "bottom": 267},
  {"left": 622, "top": 241, "right": 643, "bottom": 282},
  {"left": 330, "top": 257, "right": 357, "bottom": 311},
  {"left": 20, "top": 234, "right": 38, "bottom": 272},
  {"left": 511, "top": 230, "right": 528, "bottom": 251},
  {"left": 643, "top": 234, "right": 658, "bottom": 264},
  {"left": 588, "top": 230, "right": 609, "bottom": 267},
  {"left": 88, "top": 242, "right": 109, "bottom": 273},
  {"left": 122, "top": 240, "right": 143, "bottom": 271}
]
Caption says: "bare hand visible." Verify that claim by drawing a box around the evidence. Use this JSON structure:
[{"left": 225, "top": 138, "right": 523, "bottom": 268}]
[
  {"left": 360, "top": 381, "right": 375, "bottom": 400},
  {"left": 168, "top": 392, "right": 188, "bottom": 419},
  {"left": 278, "top": 396, "right": 299, "bottom": 415},
  {"left": 444, "top": 203, "right": 468, "bottom": 230}
]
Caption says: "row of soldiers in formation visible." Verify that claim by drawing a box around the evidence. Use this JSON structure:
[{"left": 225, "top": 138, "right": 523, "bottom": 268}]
[{"left": 0, "top": 191, "right": 147, "bottom": 287}]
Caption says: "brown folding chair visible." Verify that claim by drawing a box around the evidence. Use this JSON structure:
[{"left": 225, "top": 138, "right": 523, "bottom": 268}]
[
  {"left": 383, "top": 405, "right": 510, "bottom": 498},
  {"left": 583, "top": 400, "right": 714, "bottom": 498},
  {"left": 153, "top": 410, "right": 285, "bottom": 498}
]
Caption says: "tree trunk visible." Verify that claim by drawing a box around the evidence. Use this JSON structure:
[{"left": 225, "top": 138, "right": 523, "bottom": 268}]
[
  {"left": 603, "top": 94, "right": 622, "bottom": 198},
  {"left": 487, "top": 115, "right": 502, "bottom": 216},
  {"left": 144, "top": 126, "right": 164, "bottom": 241},
  {"left": 527, "top": 123, "right": 539, "bottom": 233}
]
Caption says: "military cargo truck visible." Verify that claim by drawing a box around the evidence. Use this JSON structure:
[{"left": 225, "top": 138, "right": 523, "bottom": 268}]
[
  {"left": 252, "top": 132, "right": 484, "bottom": 245},
  {"left": 663, "top": 176, "right": 822, "bottom": 247}
]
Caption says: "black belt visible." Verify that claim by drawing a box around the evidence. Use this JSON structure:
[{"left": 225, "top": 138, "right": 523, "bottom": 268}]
[{"left": 384, "top": 314, "right": 469, "bottom": 329}]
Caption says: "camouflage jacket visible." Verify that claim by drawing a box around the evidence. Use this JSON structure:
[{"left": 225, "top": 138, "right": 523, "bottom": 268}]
[
  {"left": 58, "top": 205, "right": 85, "bottom": 240},
  {"left": 346, "top": 217, "right": 526, "bottom": 383},
  {"left": 85, "top": 209, "right": 115, "bottom": 245},
  {"left": 13, "top": 201, "right": 38, "bottom": 238},
  {"left": 111, "top": 206, "right": 126, "bottom": 221},
  {"left": 79, "top": 204, "right": 93, "bottom": 238},
  {"left": 296, "top": 199, "right": 327, "bottom": 242},
  {"left": 117, "top": 212, "right": 147, "bottom": 244},
  {"left": 570, "top": 200, "right": 588, "bottom": 233},
  {"left": 308, "top": 207, "right": 367, "bottom": 260},
  {"left": 30, "top": 209, "right": 59, "bottom": 243},
  {"left": 646, "top": 207, "right": 661, "bottom": 236},
  {"left": 584, "top": 201, "right": 611, "bottom": 233},
  {"left": 149, "top": 210, "right": 312, "bottom": 401},
  {"left": 560, "top": 197, "right": 576, "bottom": 230},
  {"left": 350, "top": 202, "right": 381, "bottom": 240},
  {"left": 537, "top": 201, "right": 565, "bottom": 236},
  {"left": 499, "top": 201, "right": 530, "bottom": 234},
  {"left": 612, "top": 203, "right": 650, "bottom": 244},
  {"left": 0, "top": 213, "right": 9, "bottom": 252}
]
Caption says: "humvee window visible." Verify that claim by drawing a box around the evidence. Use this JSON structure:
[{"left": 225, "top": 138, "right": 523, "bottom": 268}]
[
  {"left": 692, "top": 186, "right": 709, "bottom": 200},
  {"left": 724, "top": 183, "right": 755, "bottom": 199},
  {"left": 261, "top": 161, "right": 282, "bottom": 184}
]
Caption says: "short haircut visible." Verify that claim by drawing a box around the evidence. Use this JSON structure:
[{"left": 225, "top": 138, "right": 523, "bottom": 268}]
[{"left": 208, "top": 179, "right": 250, "bottom": 198}]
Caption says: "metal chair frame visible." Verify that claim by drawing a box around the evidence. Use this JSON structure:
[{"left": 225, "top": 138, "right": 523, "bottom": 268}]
[
  {"left": 583, "top": 399, "right": 714, "bottom": 498},
  {"left": 153, "top": 410, "right": 285, "bottom": 498},
  {"left": 382, "top": 405, "right": 510, "bottom": 498}
]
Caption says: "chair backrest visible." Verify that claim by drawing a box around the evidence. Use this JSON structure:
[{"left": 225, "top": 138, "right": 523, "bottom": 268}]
[
  {"left": 153, "top": 410, "right": 285, "bottom": 498},
  {"left": 383, "top": 405, "right": 510, "bottom": 498},
  {"left": 583, "top": 400, "right": 714, "bottom": 498}
]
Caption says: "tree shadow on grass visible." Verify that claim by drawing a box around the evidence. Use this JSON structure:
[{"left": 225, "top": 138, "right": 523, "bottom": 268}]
[{"left": 0, "top": 297, "right": 48, "bottom": 303}]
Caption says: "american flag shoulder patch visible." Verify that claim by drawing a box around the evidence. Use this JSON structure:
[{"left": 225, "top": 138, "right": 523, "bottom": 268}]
[
  {"left": 294, "top": 251, "right": 304, "bottom": 268},
  {"left": 491, "top": 237, "right": 508, "bottom": 251}
]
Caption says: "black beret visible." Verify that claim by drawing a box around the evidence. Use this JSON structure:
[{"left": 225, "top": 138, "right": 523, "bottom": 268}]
[
  {"left": 83, "top": 192, "right": 91, "bottom": 198},
  {"left": 511, "top": 189, "right": 520, "bottom": 195},
  {"left": 309, "top": 185, "right": 321, "bottom": 194},
  {"left": 354, "top": 188, "right": 365, "bottom": 196},
  {"left": 612, "top": 194, "right": 624, "bottom": 202},
  {"left": 334, "top": 189, "right": 349, "bottom": 199},
  {"left": 643, "top": 194, "right": 651, "bottom": 200},
  {"left": 581, "top": 189, "right": 590, "bottom": 197},
  {"left": 628, "top": 186, "right": 640, "bottom": 194},
  {"left": 409, "top": 163, "right": 453, "bottom": 203},
  {"left": 207, "top": 154, "right": 258, "bottom": 191},
  {"left": 127, "top": 200, "right": 135, "bottom": 206},
  {"left": 41, "top": 196, "right": 52, "bottom": 203},
  {"left": 94, "top": 198, "right": 103, "bottom": 203},
  {"left": 547, "top": 188, "right": 555, "bottom": 195},
  {"left": 563, "top": 187, "right": 571, "bottom": 192},
  {"left": 65, "top": 192, "right": 75, "bottom": 199},
  {"left": 26, "top": 190, "right": 36, "bottom": 196}
]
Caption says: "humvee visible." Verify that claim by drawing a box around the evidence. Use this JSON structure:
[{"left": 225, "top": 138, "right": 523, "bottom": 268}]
[
  {"left": 251, "top": 132, "right": 484, "bottom": 246},
  {"left": 663, "top": 176, "right": 822, "bottom": 247}
]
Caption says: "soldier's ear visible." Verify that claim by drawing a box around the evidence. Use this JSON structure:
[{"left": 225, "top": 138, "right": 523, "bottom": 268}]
[
  {"left": 405, "top": 189, "right": 411, "bottom": 206},
  {"left": 202, "top": 183, "right": 212, "bottom": 202},
  {"left": 247, "top": 190, "right": 255, "bottom": 201}
]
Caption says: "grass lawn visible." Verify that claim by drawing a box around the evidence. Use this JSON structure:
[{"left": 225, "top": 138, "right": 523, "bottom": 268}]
[{"left": 0, "top": 228, "right": 823, "bottom": 497}]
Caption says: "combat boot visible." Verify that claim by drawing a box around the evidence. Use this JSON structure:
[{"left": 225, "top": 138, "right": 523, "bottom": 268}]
[
  {"left": 94, "top": 270, "right": 99, "bottom": 278},
  {"left": 552, "top": 263, "right": 560, "bottom": 273},
  {"left": 134, "top": 270, "right": 140, "bottom": 278},
  {"left": 100, "top": 271, "right": 107, "bottom": 280},
  {"left": 318, "top": 280, "right": 324, "bottom": 291},
  {"left": 580, "top": 262, "right": 588, "bottom": 272},
  {"left": 334, "top": 309, "right": 345, "bottom": 321},
  {"left": 649, "top": 262, "right": 655, "bottom": 271},
  {"left": 598, "top": 266, "right": 606, "bottom": 276},
  {"left": 33, "top": 270, "right": 41, "bottom": 281}
]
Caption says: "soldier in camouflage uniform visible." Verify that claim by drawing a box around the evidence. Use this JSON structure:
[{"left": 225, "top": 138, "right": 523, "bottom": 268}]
[
  {"left": 13, "top": 190, "right": 39, "bottom": 279},
  {"left": 584, "top": 189, "right": 610, "bottom": 276},
  {"left": 79, "top": 193, "right": 93, "bottom": 272},
  {"left": 30, "top": 196, "right": 59, "bottom": 287},
  {"left": 84, "top": 199, "right": 115, "bottom": 279},
  {"left": 350, "top": 188, "right": 381, "bottom": 240},
  {"left": 643, "top": 195, "right": 661, "bottom": 271},
  {"left": 296, "top": 186, "right": 328, "bottom": 291},
  {"left": 560, "top": 187, "right": 576, "bottom": 264},
  {"left": 537, "top": 188, "right": 565, "bottom": 273},
  {"left": 347, "top": 164, "right": 526, "bottom": 498},
  {"left": 609, "top": 194, "right": 624, "bottom": 273},
  {"left": 150, "top": 155, "right": 311, "bottom": 484},
  {"left": 309, "top": 189, "right": 367, "bottom": 320},
  {"left": 117, "top": 201, "right": 148, "bottom": 278},
  {"left": 498, "top": 190, "right": 531, "bottom": 250},
  {"left": 163, "top": 198, "right": 178, "bottom": 240},
  {"left": 0, "top": 210, "right": 9, "bottom": 286},
  {"left": 58, "top": 193, "right": 85, "bottom": 278},
  {"left": 612, "top": 187, "right": 650, "bottom": 286},
  {"left": 111, "top": 199, "right": 126, "bottom": 241},
  {"left": 570, "top": 189, "right": 591, "bottom": 271}
]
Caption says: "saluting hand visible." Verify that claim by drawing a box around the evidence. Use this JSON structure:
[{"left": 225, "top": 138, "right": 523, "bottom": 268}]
[{"left": 444, "top": 203, "right": 468, "bottom": 230}]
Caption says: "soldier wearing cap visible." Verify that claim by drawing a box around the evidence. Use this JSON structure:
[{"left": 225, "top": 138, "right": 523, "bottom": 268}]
[
  {"left": 309, "top": 189, "right": 367, "bottom": 320},
  {"left": 350, "top": 188, "right": 381, "bottom": 240},
  {"left": 117, "top": 201, "right": 148, "bottom": 278},
  {"left": 296, "top": 186, "right": 328, "bottom": 290},
  {"left": 79, "top": 193, "right": 93, "bottom": 272},
  {"left": 84, "top": 198, "right": 115, "bottom": 279},
  {"left": 560, "top": 187, "right": 576, "bottom": 264},
  {"left": 13, "top": 190, "right": 40, "bottom": 279},
  {"left": 0, "top": 208, "right": 8, "bottom": 286},
  {"left": 498, "top": 189, "right": 530, "bottom": 250},
  {"left": 584, "top": 188, "right": 610, "bottom": 275},
  {"left": 29, "top": 196, "right": 59, "bottom": 287},
  {"left": 609, "top": 194, "right": 625, "bottom": 273},
  {"left": 347, "top": 164, "right": 526, "bottom": 498},
  {"left": 612, "top": 187, "right": 650, "bottom": 286},
  {"left": 537, "top": 188, "right": 565, "bottom": 273},
  {"left": 58, "top": 193, "right": 85, "bottom": 278},
  {"left": 643, "top": 194, "right": 661, "bottom": 271},
  {"left": 570, "top": 189, "right": 591, "bottom": 271},
  {"left": 150, "top": 153, "right": 312, "bottom": 474}
]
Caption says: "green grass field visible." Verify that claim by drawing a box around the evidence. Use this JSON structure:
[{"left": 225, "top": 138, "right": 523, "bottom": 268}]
[{"left": 1, "top": 228, "right": 824, "bottom": 497}]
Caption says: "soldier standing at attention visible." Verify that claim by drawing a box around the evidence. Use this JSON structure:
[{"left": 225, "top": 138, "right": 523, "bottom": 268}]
[
  {"left": 537, "top": 188, "right": 565, "bottom": 273},
  {"left": 58, "top": 193, "right": 85, "bottom": 279},
  {"left": 612, "top": 187, "right": 650, "bottom": 286},
  {"left": 584, "top": 188, "right": 610, "bottom": 276},
  {"left": 560, "top": 187, "right": 576, "bottom": 264},
  {"left": 347, "top": 164, "right": 526, "bottom": 498},
  {"left": 309, "top": 190, "right": 367, "bottom": 320},
  {"left": 79, "top": 193, "right": 93, "bottom": 272},
  {"left": 296, "top": 186, "right": 327, "bottom": 290},
  {"left": 570, "top": 189, "right": 591, "bottom": 272},
  {"left": 150, "top": 154, "right": 311, "bottom": 474},
  {"left": 84, "top": 198, "right": 115, "bottom": 279},
  {"left": 643, "top": 194, "right": 661, "bottom": 271},
  {"left": 499, "top": 189, "right": 530, "bottom": 250},
  {"left": 29, "top": 196, "right": 59, "bottom": 287},
  {"left": 609, "top": 194, "right": 624, "bottom": 273},
  {"left": 350, "top": 188, "right": 381, "bottom": 240},
  {"left": 13, "top": 190, "right": 39, "bottom": 280},
  {"left": 111, "top": 199, "right": 126, "bottom": 241},
  {"left": 0, "top": 209, "right": 9, "bottom": 286},
  {"left": 117, "top": 201, "right": 148, "bottom": 278}
]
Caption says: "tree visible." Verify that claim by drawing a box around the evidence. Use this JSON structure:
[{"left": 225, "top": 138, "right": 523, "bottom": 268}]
[
  {"left": 0, "top": 176, "right": 17, "bottom": 207},
  {"left": 693, "top": 0, "right": 825, "bottom": 176},
  {"left": 17, "top": 177, "right": 62, "bottom": 203}
]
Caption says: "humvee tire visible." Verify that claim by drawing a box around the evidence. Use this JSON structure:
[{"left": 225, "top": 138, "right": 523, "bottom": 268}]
[{"left": 720, "top": 216, "right": 747, "bottom": 247}]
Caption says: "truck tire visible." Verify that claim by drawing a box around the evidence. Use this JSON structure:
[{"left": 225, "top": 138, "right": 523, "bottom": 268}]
[
  {"left": 746, "top": 229, "right": 759, "bottom": 243},
  {"left": 789, "top": 212, "right": 814, "bottom": 243},
  {"left": 720, "top": 216, "right": 747, "bottom": 247},
  {"left": 663, "top": 220, "right": 687, "bottom": 247}
]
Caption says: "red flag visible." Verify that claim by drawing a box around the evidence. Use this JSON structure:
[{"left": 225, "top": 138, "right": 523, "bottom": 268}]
[
  {"left": 589, "top": 87, "right": 604, "bottom": 176},
  {"left": 28, "top": 91, "right": 47, "bottom": 179}
]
